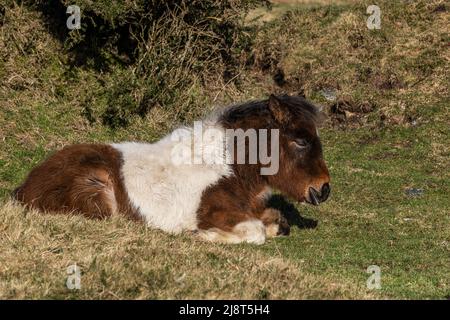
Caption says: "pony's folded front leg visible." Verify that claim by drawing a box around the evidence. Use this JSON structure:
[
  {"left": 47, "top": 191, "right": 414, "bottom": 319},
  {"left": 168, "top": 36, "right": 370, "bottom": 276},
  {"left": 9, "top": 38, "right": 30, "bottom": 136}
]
[
  {"left": 196, "top": 211, "right": 267, "bottom": 245},
  {"left": 259, "top": 208, "right": 290, "bottom": 238}
]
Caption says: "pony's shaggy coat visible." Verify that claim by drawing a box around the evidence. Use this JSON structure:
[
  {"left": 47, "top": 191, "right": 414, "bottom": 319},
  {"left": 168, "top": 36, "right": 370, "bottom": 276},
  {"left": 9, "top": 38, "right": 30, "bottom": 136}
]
[
  {"left": 111, "top": 121, "right": 232, "bottom": 234},
  {"left": 14, "top": 94, "right": 331, "bottom": 244}
]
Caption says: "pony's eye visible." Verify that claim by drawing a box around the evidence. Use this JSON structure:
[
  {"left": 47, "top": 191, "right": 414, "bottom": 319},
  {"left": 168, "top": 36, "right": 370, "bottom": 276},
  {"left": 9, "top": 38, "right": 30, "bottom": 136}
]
[{"left": 292, "top": 139, "right": 308, "bottom": 151}]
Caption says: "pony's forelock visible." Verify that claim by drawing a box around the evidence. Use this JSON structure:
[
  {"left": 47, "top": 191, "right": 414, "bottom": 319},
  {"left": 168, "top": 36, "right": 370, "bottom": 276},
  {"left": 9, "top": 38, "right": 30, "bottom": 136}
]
[{"left": 219, "top": 94, "right": 323, "bottom": 127}]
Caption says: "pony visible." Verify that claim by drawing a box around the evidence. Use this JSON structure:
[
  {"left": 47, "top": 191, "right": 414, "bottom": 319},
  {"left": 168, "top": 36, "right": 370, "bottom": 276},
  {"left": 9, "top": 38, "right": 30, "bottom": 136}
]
[{"left": 14, "top": 94, "right": 331, "bottom": 244}]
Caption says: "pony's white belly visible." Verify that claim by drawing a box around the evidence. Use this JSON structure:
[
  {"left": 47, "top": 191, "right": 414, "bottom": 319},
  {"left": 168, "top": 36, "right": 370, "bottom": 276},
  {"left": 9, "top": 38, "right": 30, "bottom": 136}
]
[{"left": 112, "top": 131, "right": 231, "bottom": 233}]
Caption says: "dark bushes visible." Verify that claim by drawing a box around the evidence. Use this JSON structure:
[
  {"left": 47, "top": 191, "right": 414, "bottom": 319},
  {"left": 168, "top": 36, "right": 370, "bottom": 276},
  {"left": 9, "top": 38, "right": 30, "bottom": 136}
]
[{"left": 23, "top": 0, "right": 265, "bottom": 127}]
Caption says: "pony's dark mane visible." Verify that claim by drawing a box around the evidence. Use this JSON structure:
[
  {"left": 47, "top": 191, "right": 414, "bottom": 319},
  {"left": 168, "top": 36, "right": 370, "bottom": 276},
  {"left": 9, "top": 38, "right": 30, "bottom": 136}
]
[{"left": 219, "top": 94, "right": 320, "bottom": 126}]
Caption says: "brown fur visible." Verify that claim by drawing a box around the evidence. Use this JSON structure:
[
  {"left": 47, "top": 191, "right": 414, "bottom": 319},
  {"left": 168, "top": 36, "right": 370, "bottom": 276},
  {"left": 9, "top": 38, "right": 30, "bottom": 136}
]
[
  {"left": 196, "top": 94, "right": 330, "bottom": 235},
  {"left": 14, "top": 144, "right": 140, "bottom": 221}
]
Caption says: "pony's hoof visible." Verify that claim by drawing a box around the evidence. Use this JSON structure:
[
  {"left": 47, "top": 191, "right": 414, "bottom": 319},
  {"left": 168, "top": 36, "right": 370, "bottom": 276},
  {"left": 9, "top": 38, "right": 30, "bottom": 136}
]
[{"left": 277, "top": 216, "right": 290, "bottom": 236}]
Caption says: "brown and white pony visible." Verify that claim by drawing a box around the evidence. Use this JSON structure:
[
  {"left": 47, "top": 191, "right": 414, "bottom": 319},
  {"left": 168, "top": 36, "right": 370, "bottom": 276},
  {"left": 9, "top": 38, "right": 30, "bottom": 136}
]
[{"left": 14, "top": 94, "right": 330, "bottom": 244}]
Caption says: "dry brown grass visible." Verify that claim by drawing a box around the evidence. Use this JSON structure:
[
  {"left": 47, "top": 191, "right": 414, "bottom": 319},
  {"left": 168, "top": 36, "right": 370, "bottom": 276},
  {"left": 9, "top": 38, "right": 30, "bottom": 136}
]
[
  {"left": 0, "top": 3, "right": 62, "bottom": 103},
  {"left": 0, "top": 201, "right": 379, "bottom": 299}
]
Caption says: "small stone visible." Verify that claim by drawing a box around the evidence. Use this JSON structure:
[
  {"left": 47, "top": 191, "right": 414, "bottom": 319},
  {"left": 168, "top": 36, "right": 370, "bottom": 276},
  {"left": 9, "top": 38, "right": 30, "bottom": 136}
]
[
  {"left": 405, "top": 188, "right": 424, "bottom": 197},
  {"left": 320, "top": 88, "right": 337, "bottom": 101}
]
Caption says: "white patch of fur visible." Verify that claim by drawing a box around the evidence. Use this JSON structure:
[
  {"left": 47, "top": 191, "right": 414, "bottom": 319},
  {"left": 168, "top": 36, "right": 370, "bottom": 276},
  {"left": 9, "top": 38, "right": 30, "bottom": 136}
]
[
  {"left": 196, "top": 228, "right": 243, "bottom": 244},
  {"left": 265, "top": 223, "right": 279, "bottom": 238},
  {"left": 198, "top": 219, "right": 266, "bottom": 245},
  {"left": 233, "top": 219, "right": 266, "bottom": 244},
  {"left": 112, "top": 120, "right": 232, "bottom": 234},
  {"left": 256, "top": 186, "right": 272, "bottom": 202}
]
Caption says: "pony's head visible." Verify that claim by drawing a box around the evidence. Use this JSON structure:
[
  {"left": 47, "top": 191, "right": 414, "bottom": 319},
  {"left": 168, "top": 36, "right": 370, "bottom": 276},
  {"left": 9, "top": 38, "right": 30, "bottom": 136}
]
[
  {"left": 221, "top": 94, "right": 331, "bottom": 205},
  {"left": 265, "top": 94, "right": 330, "bottom": 205}
]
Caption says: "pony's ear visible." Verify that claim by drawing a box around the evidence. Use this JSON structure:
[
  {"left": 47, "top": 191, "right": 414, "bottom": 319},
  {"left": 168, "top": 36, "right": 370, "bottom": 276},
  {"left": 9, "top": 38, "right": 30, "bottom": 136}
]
[{"left": 268, "top": 94, "right": 290, "bottom": 124}]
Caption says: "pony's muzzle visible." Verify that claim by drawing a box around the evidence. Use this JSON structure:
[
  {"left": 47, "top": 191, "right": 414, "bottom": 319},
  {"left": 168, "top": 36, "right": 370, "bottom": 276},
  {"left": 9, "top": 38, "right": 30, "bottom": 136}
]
[{"left": 308, "top": 183, "right": 330, "bottom": 205}]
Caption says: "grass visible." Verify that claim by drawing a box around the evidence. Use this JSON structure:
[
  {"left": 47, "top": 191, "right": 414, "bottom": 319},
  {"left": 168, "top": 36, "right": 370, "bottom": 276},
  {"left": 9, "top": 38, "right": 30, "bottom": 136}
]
[
  {"left": 0, "top": 1, "right": 449, "bottom": 299},
  {"left": 0, "top": 201, "right": 379, "bottom": 299}
]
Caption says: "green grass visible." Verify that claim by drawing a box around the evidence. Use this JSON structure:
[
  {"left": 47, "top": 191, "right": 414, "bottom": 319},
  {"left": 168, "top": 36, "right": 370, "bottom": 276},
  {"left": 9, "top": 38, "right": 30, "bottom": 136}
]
[
  {"left": 0, "top": 0, "right": 449, "bottom": 299},
  {"left": 262, "top": 118, "right": 450, "bottom": 299},
  {"left": 1, "top": 109, "right": 448, "bottom": 299}
]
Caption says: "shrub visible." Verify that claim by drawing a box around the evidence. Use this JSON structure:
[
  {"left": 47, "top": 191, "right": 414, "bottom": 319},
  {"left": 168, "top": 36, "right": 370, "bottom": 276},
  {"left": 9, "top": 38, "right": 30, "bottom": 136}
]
[{"left": 23, "top": 0, "right": 265, "bottom": 127}]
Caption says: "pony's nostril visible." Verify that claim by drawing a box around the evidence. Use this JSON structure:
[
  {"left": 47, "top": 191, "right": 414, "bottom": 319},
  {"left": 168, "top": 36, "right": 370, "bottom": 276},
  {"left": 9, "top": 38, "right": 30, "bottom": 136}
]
[
  {"left": 308, "top": 184, "right": 330, "bottom": 205},
  {"left": 320, "top": 183, "right": 330, "bottom": 201},
  {"left": 308, "top": 187, "right": 320, "bottom": 206}
]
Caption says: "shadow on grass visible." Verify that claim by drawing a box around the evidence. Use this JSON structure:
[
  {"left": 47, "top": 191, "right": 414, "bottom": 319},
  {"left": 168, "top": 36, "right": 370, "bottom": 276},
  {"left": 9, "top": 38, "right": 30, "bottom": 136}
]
[{"left": 268, "top": 194, "right": 318, "bottom": 229}]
